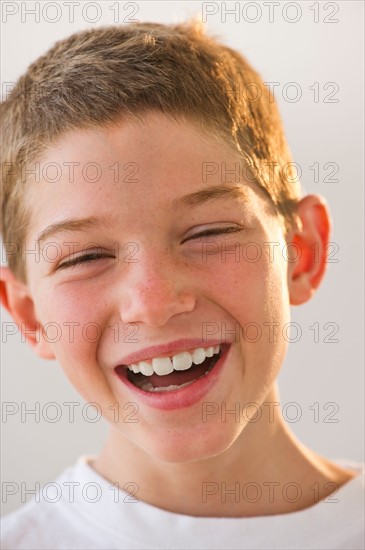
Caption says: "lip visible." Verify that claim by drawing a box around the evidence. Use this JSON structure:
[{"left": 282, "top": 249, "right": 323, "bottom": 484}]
[
  {"left": 114, "top": 338, "right": 227, "bottom": 367},
  {"left": 113, "top": 343, "right": 232, "bottom": 410}
]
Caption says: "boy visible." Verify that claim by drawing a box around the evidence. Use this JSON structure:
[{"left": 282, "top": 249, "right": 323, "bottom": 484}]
[{"left": 1, "top": 20, "right": 363, "bottom": 550}]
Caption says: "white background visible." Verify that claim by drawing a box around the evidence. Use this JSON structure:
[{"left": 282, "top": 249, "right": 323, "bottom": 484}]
[{"left": 1, "top": 0, "right": 364, "bottom": 515}]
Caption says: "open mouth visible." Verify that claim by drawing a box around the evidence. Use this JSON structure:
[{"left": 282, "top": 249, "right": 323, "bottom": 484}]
[{"left": 115, "top": 346, "right": 224, "bottom": 393}]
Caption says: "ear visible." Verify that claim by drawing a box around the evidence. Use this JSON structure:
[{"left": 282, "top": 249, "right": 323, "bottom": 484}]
[
  {"left": 0, "top": 266, "right": 55, "bottom": 359},
  {"left": 286, "top": 195, "right": 332, "bottom": 305}
]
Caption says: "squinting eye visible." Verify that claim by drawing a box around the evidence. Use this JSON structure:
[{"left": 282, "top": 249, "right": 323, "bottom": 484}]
[
  {"left": 185, "top": 226, "right": 244, "bottom": 242},
  {"left": 57, "top": 252, "right": 115, "bottom": 270},
  {"left": 56, "top": 228, "right": 244, "bottom": 269}
]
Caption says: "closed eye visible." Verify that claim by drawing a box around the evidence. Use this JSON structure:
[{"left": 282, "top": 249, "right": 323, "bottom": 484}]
[
  {"left": 57, "top": 227, "right": 244, "bottom": 269},
  {"left": 183, "top": 226, "right": 245, "bottom": 243},
  {"left": 57, "top": 252, "right": 115, "bottom": 270}
]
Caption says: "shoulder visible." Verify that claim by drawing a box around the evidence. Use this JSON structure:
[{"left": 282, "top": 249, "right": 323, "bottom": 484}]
[
  {"left": 311, "top": 458, "right": 364, "bottom": 549},
  {"left": 0, "top": 490, "right": 101, "bottom": 550},
  {"left": 0, "top": 458, "right": 92, "bottom": 550},
  {"left": 1, "top": 497, "right": 60, "bottom": 550}
]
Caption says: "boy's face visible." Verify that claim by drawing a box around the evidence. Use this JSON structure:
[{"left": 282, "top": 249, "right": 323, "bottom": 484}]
[{"left": 22, "top": 112, "right": 293, "bottom": 462}]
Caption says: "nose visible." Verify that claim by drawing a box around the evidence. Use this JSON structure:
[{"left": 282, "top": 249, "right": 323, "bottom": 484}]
[{"left": 119, "top": 247, "right": 196, "bottom": 327}]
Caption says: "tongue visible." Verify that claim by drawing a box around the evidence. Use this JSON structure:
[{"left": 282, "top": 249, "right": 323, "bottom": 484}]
[{"left": 130, "top": 356, "right": 215, "bottom": 388}]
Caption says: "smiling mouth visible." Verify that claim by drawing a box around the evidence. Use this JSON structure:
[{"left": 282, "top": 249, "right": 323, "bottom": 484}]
[{"left": 115, "top": 350, "right": 223, "bottom": 393}]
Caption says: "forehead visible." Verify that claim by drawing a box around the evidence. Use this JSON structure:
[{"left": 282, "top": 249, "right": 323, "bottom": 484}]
[
  {"left": 38, "top": 112, "right": 242, "bottom": 178},
  {"left": 25, "top": 112, "right": 275, "bottom": 238}
]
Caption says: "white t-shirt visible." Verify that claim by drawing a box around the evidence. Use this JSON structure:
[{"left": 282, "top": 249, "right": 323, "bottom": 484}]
[{"left": 1, "top": 456, "right": 364, "bottom": 550}]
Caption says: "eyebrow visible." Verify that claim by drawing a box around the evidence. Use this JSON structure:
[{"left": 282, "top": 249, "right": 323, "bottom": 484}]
[
  {"left": 170, "top": 183, "right": 249, "bottom": 209},
  {"left": 36, "top": 217, "right": 111, "bottom": 245},
  {"left": 35, "top": 184, "right": 249, "bottom": 244}
]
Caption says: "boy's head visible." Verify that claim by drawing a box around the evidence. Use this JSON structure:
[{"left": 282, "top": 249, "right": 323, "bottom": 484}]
[{"left": 0, "top": 21, "right": 330, "bottom": 463}]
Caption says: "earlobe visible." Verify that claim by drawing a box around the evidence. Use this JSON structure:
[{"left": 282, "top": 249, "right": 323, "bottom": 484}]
[
  {"left": 286, "top": 195, "right": 332, "bottom": 306},
  {"left": 0, "top": 266, "right": 56, "bottom": 359}
]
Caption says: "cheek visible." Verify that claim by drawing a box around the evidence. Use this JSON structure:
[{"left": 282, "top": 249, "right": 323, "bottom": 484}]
[
  {"left": 202, "top": 244, "right": 289, "bottom": 326},
  {"left": 35, "top": 283, "right": 109, "bottom": 377},
  {"left": 201, "top": 243, "right": 291, "bottom": 380}
]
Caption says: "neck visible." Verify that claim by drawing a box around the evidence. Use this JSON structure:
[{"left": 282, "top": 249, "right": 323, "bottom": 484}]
[{"left": 92, "top": 383, "right": 353, "bottom": 517}]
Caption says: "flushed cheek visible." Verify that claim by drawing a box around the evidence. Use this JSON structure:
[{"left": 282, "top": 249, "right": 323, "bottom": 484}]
[
  {"left": 206, "top": 253, "right": 289, "bottom": 380},
  {"left": 34, "top": 284, "right": 114, "bottom": 403},
  {"left": 205, "top": 250, "right": 286, "bottom": 323}
]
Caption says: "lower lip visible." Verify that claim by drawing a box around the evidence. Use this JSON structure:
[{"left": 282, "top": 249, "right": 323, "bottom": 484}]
[{"left": 113, "top": 344, "right": 232, "bottom": 411}]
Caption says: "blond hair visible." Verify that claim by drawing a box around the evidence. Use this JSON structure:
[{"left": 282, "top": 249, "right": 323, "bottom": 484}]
[{"left": 1, "top": 20, "right": 301, "bottom": 282}]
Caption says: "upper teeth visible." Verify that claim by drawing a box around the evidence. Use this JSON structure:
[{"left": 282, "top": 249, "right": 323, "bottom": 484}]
[{"left": 127, "top": 344, "right": 221, "bottom": 376}]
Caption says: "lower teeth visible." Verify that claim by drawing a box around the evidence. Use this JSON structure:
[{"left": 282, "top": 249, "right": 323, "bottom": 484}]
[{"left": 140, "top": 368, "right": 212, "bottom": 393}]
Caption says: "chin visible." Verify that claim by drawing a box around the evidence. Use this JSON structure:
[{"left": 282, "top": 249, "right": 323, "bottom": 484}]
[{"left": 141, "top": 424, "right": 242, "bottom": 464}]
